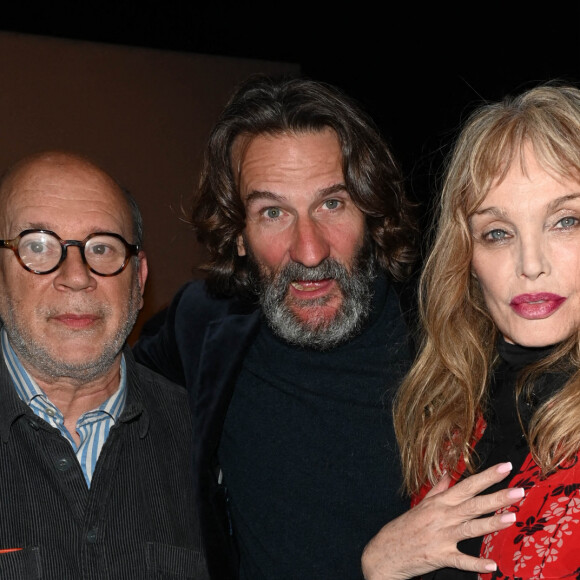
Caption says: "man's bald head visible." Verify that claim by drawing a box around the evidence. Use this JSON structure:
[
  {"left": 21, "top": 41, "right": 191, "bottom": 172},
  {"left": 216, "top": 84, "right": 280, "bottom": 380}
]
[{"left": 0, "top": 151, "right": 143, "bottom": 246}]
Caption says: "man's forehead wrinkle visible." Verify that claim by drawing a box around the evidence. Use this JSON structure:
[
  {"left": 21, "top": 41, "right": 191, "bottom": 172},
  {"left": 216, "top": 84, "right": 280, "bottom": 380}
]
[
  {"left": 0, "top": 169, "right": 131, "bottom": 241},
  {"left": 245, "top": 182, "right": 347, "bottom": 206},
  {"left": 233, "top": 129, "right": 322, "bottom": 182},
  {"left": 4, "top": 157, "right": 125, "bottom": 205}
]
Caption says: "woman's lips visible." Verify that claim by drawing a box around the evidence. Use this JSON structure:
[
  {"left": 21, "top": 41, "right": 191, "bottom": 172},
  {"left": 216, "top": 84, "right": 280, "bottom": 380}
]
[{"left": 509, "top": 293, "right": 566, "bottom": 319}]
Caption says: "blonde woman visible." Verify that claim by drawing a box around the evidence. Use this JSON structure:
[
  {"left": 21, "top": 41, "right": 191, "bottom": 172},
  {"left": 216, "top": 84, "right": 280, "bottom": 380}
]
[{"left": 363, "top": 82, "right": 580, "bottom": 579}]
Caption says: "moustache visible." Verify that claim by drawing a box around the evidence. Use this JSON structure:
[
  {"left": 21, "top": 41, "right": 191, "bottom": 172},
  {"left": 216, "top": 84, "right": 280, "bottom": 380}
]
[
  {"left": 273, "top": 259, "right": 349, "bottom": 284},
  {"left": 42, "top": 302, "right": 111, "bottom": 319}
]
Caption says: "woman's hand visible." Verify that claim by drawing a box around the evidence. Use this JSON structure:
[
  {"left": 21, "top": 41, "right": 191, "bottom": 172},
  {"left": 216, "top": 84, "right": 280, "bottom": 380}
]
[{"left": 361, "top": 462, "right": 523, "bottom": 580}]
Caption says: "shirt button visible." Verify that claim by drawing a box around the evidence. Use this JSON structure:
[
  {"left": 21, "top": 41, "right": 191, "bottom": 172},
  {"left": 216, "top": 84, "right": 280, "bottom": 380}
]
[
  {"left": 86, "top": 529, "right": 98, "bottom": 543},
  {"left": 45, "top": 408, "right": 56, "bottom": 417},
  {"left": 55, "top": 457, "right": 72, "bottom": 471}
]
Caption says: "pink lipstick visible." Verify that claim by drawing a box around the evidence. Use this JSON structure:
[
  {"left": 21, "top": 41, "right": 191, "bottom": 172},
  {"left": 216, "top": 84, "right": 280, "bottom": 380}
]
[{"left": 510, "top": 293, "right": 566, "bottom": 320}]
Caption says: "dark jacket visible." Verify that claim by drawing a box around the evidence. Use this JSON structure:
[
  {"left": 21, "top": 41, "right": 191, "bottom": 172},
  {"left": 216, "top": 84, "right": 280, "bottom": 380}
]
[
  {"left": 134, "top": 281, "right": 260, "bottom": 579},
  {"left": 0, "top": 338, "right": 210, "bottom": 579}
]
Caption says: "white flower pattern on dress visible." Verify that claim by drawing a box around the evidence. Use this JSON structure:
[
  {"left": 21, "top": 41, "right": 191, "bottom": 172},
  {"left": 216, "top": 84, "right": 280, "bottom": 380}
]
[{"left": 477, "top": 454, "right": 580, "bottom": 580}]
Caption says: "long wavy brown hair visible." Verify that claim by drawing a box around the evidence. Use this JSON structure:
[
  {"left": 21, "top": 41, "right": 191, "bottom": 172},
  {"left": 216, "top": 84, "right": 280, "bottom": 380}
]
[
  {"left": 188, "top": 73, "right": 419, "bottom": 297},
  {"left": 394, "top": 82, "right": 580, "bottom": 496}
]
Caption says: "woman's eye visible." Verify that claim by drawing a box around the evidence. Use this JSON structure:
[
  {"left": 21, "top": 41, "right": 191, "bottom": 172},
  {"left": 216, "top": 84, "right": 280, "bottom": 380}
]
[
  {"left": 484, "top": 229, "right": 508, "bottom": 241},
  {"left": 557, "top": 216, "right": 578, "bottom": 228}
]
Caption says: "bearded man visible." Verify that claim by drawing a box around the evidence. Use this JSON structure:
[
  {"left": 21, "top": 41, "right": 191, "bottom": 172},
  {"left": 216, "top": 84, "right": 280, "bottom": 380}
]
[{"left": 133, "top": 74, "right": 420, "bottom": 580}]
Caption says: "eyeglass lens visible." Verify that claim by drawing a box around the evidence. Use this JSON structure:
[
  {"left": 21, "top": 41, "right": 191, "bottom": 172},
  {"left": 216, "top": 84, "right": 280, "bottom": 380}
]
[{"left": 18, "top": 231, "right": 129, "bottom": 275}]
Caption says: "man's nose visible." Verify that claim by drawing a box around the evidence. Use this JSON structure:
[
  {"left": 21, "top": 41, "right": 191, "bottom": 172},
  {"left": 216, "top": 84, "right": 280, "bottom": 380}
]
[
  {"left": 53, "top": 246, "right": 96, "bottom": 290},
  {"left": 288, "top": 217, "right": 331, "bottom": 267}
]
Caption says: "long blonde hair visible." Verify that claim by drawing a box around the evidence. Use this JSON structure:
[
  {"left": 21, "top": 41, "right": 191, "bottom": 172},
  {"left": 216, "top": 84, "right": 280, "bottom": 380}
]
[{"left": 395, "top": 82, "right": 580, "bottom": 496}]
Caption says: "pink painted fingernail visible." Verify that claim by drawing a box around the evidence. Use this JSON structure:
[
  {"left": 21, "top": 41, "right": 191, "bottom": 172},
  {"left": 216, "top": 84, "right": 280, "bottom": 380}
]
[
  {"left": 484, "top": 562, "right": 497, "bottom": 572},
  {"left": 497, "top": 462, "right": 512, "bottom": 474},
  {"left": 500, "top": 512, "right": 516, "bottom": 523},
  {"left": 508, "top": 487, "right": 525, "bottom": 499}
]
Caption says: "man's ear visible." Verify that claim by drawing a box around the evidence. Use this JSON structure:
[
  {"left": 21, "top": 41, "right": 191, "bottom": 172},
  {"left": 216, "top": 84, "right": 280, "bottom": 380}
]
[
  {"left": 136, "top": 251, "right": 148, "bottom": 309},
  {"left": 236, "top": 235, "right": 246, "bottom": 257}
]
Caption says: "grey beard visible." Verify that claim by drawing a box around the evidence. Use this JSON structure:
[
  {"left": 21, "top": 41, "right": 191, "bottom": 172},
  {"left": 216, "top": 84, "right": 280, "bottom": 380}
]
[
  {"left": 255, "top": 249, "right": 377, "bottom": 351},
  {"left": 1, "top": 275, "right": 142, "bottom": 384}
]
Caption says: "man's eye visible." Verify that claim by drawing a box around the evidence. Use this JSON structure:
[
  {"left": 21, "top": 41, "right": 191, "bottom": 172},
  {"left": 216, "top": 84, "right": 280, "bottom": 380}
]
[
  {"left": 264, "top": 208, "right": 282, "bottom": 219},
  {"left": 324, "top": 199, "right": 340, "bottom": 210},
  {"left": 90, "top": 244, "right": 109, "bottom": 256},
  {"left": 27, "top": 241, "right": 48, "bottom": 254}
]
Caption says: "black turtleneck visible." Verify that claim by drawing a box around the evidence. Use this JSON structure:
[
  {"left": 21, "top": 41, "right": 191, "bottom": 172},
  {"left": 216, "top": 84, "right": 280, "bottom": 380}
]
[
  {"left": 427, "top": 336, "right": 564, "bottom": 580},
  {"left": 475, "top": 338, "right": 556, "bottom": 479},
  {"left": 218, "top": 271, "right": 413, "bottom": 580}
]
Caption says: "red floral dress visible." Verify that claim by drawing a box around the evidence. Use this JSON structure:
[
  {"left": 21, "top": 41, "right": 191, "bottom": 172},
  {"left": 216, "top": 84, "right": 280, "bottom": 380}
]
[
  {"left": 413, "top": 415, "right": 580, "bottom": 580},
  {"left": 479, "top": 446, "right": 580, "bottom": 579}
]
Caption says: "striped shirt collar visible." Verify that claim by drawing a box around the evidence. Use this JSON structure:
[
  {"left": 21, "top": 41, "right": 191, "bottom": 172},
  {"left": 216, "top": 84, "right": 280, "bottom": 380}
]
[{"left": 0, "top": 328, "right": 126, "bottom": 427}]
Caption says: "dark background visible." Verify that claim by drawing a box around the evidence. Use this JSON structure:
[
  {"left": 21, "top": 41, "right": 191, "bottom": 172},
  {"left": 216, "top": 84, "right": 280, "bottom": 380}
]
[{"left": 3, "top": 2, "right": 580, "bottom": 216}]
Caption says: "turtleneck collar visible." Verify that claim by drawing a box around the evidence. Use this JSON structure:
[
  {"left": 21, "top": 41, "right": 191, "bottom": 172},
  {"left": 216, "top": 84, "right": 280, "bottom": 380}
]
[{"left": 496, "top": 335, "right": 558, "bottom": 371}]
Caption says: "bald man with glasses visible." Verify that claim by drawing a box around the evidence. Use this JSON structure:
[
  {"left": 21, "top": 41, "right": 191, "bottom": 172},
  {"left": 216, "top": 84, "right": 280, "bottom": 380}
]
[{"left": 0, "top": 150, "right": 209, "bottom": 579}]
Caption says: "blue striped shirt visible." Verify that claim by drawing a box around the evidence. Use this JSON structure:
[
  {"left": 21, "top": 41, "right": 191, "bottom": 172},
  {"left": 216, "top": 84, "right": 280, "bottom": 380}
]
[{"left": 1, "top": 328, "right": 126, "bottom": 487}]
